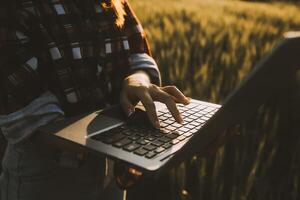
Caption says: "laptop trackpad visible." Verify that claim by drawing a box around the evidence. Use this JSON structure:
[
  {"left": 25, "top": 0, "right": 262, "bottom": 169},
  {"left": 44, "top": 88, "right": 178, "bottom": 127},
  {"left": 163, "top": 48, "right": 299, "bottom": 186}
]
[
  {"left": 87, "top": 114, "right": 124, "bottom": 137},
  {"left": 88, "top": 106, "right": 152, "bottom": 135},
  {"left": 86, "top": 106, "right": 127, "bottom": 137}
]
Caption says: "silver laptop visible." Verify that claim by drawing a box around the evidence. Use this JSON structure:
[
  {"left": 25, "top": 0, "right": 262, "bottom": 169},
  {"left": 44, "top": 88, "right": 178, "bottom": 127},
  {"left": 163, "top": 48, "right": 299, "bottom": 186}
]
[{"left": 40, "top": 32, "right": 300, "bottom": 175}]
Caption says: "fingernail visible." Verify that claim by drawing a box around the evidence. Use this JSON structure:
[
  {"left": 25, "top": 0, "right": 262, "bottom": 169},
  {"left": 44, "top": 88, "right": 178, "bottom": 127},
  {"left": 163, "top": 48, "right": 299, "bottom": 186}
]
[
  {"left": 178, "top": 115, "right": 184, "bottom": 124},
  {"left": 184, "top": 97, "right": 191, "bottom": 105},
  {"left": 155, "top": 120, "right": 160, "bottom": 129},
  {"left": 179, "top": 118, "right": 183, "bottom": 124}
]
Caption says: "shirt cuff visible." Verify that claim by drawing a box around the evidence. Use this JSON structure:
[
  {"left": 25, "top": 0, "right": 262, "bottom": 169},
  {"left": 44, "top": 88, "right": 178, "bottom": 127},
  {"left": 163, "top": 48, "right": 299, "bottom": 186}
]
[
  {"left": 0, "top": 91, "right": 64, "bottom": 144},
  {"left": 128, "top": 53, "right": 162, "bottom": 86}
]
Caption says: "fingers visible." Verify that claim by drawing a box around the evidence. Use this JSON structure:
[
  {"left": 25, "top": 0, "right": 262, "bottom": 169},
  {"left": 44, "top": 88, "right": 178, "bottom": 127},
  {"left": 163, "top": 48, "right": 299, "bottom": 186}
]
[
  {"left": 137, "top": 89, "right": 160, "bottom": 129},
  {"left": 152, "top": 89, "right": 183, "bottom": 124},
  {"left": 121, "top": 86, "right": 159, "bottom": 128},
  {"left": 161, "top": 86, "right": 190, "bottom": 105},
  {"left": 121, "top": 83, "right": 189, "bottom": 128},
  {"left": 120, "top": 91, "right": 135, "bottom": 117}
]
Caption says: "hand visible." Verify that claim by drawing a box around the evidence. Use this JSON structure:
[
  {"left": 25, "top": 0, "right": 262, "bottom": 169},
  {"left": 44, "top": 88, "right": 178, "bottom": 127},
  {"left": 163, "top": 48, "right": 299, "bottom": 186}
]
[{"left": 120, "top": 71, "right": 190, "bottom": 128}]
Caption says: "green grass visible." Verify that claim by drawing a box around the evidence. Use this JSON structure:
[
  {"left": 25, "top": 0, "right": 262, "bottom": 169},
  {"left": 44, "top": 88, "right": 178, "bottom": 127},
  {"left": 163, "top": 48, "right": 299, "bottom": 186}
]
[
  {"left": 132, "top": 0, "right": 300, "bottom": 102},
  {"left": 129, "top": 0, "right": 300, "bottom": 199}
]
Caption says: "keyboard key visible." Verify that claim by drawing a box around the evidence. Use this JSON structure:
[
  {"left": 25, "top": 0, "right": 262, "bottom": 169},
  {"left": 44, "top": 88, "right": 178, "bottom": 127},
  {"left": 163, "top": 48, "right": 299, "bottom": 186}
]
[
  {"left": 194, "top": 112, "right": 204, "bottom": 117},
  {"left": 166, "top": 126, "right": 177, "bottom": 131},
  {"left": 128, "top": 134, "right": 141, "bottom": 141},
  {"left": 180, "top": 111, "right": 189, "bottom": 115},
  {"left": 160, "top": 122, "right": 170, "bottom": 128},
  {"left": 170, "top": 139, "right": 180, "bottom": 145},
  {"left": 182, "top": 121, "right": 189, "bottom": 125},
  {"left": 191, "top": 108, "right": 201, "bottom": 112},
  {"left": 206, "top": 114, "right": 213, "bottom": 118},
  {"left": 201, "top": 116, "right": 210, "bottom": 121},
  {"left": 185, "top": 118, "right": 194, "bottom": 123},
  {"left": 162, "top": 143, "right": 172, "bottom": 149},
  {"left": 135, "top": 131, "right": 148, "bottom": 136},
  {"left": 159, "top": 116, "right": 168, "bottom": 120},
  {"left": 166, "top": 133, "right": 179, "bottom": 139},
  {"left": 206, "top": 107, "right": 216, "bottom": 112},
  {"left": 189, "top": 115, "right": 198, "bottom": 120},
  {"left": 124, "top": 143, "right": 141, "bottom": 152},
  {"left": 172, "top": 123, "right": 183, "bottom": 128},
  {"left": 177, "top": 135, "right": 186, "bottom": 141},
  {"left": 197, "top": 105, "right": 208, "bottom": 110},
  {"left": 185, "top": 124, "right": 196, "bottom": 130},
  {"left": 145, "top": 151, "right": 157, "bottom": 159},
  {"left": 153, "top": 132, "right": 163, "bottom": 138},
  {"left": 164, "top": 119, "right": 175, "bottom": 124},
  {"left": 136, "top": 133, "right": 148, "bottom": 137},
  {"left": 113, "top": 138, "right": 132, "bottom": 148},
  {"left": 177, "top": 130, "right": 186, "bottom": 135},
  {"left": 190, "top": 129, "right": 199, "bottom": 134},
  {"left": 183, "top": 132, "right": 193, "bottom": 137},
  {"left": 186, "top": 102, "right": 198, "bottom": 108},
  {"left": 159, "top": 136, "right": 172, "bottom": 143},
  {"left": 186, "top": 110, "right": 195, "bottom": 115},
  {"left": 159, "top": 128, "right": 170, "bottom": 134},
  {"left": 164, "top": 114, "right": 172, "bottom": 118},
  {"left": 144, "top": 135, "right": 156, "bottom": 141},
  {"left": 144, "top": 144, "right": 157, "bottom": 151},
  {"left": 190, "top": 121, "right": 201, "bottom": 126},
  {"left": 145, "top": 129, "right": 156, "bottom": 135},
  {"left": 178, "top": 127, "right": 189, "bottom": 133},
  {"left": 157, "top": 111, "right": 164, "bottom": 117},
  {"left": 130, "top": 127, "right": 140, "bottom": 132},
  {"left": 136, "top": 138, "right": 150, "bottom": 145},
  {"left": 196, "top": 119, "right": 206, "bottom": 124},
  {"left": 211, "top": 110, "right": 218, "bottom": 114},
  {"left": 155, "top": 147, "right": 165, "bottom": 154},
  {"left": 134, "top": 148, "right": 149, "bottom": 156},
  {"left": 122, "top": 130, "right": 134, "bottom": 136},
  {"left": 151, "top": 140, "right": 164, "bottom": 147},
  {"left": 181, "top": 108, "right": 190, "bottom": 112}
]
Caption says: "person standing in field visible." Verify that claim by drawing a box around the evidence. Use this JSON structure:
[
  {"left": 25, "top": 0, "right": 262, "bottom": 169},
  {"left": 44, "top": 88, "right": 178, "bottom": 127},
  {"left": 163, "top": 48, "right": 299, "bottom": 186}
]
[{"left": 0, "top": 0, "right": 190, "bottom": 199}]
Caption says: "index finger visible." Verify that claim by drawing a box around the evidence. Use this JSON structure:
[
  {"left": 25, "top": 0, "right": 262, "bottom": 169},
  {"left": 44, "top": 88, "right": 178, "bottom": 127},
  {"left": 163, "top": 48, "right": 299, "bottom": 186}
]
[
  {"left": 162, "top": 86, "right": 190, "bottom": 105},
  {"left": 137, "top": 92, "right": 160, "bottom": 129},
  {"left": 153, "top": 89, "right": 183, "bottom": 124}
]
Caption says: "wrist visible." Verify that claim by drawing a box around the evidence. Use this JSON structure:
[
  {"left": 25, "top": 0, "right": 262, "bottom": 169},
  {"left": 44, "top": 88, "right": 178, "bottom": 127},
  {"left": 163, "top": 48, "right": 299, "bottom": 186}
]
[{"left": 124, "top": 70, "right": 151, "bottom": 86}]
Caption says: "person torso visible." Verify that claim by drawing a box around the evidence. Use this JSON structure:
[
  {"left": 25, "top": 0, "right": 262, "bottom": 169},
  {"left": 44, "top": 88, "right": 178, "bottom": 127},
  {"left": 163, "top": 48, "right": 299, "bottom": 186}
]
[{"left": 1, "top": 0, "right": 148, "bottom": 116}]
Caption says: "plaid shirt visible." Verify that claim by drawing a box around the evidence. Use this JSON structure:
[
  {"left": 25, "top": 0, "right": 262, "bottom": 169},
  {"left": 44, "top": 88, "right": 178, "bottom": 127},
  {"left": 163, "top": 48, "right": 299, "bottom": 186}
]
[{"left": 0, "top": 0, "right": 159, "bottom": 116}]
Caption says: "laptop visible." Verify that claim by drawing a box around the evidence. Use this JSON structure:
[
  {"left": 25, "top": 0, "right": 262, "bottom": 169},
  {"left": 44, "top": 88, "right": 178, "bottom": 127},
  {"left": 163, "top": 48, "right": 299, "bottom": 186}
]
[{"left": 39, "top": 32, "right": 300, "bottom": 176}]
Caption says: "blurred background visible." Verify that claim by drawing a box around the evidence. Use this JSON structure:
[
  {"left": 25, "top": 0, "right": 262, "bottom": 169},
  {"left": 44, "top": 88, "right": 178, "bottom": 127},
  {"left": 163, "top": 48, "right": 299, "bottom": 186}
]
[{"left": 129, "top": 0, "right": 300, "bottom": 199}]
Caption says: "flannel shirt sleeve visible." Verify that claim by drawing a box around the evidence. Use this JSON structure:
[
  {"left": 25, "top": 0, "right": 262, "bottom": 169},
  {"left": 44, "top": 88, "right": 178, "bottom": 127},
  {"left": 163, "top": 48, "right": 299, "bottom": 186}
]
[
  {"left": 0, "top": 91, "right": 64, "bottom": 144},
  {"left": 122, "top": 1, "right": 161, "bottom": 86}
]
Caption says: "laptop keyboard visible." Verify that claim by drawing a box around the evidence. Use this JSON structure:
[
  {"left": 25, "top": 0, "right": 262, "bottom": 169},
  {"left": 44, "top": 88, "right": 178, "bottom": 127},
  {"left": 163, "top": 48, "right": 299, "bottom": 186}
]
[{"left": 91, "top": 102, "right": 219, "bottom": 159}]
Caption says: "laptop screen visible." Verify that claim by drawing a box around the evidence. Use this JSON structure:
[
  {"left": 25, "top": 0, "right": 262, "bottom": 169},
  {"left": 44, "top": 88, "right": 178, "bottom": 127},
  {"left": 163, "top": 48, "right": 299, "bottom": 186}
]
[{"left": 168, "top": 32, "right": 300, "bottom": 165}]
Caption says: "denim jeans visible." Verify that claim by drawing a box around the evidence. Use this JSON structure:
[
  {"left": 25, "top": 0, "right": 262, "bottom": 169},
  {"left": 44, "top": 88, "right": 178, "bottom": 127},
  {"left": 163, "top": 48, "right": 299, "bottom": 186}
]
[{"left": 0, "top": 140, "right": 124, "bottom": 200}]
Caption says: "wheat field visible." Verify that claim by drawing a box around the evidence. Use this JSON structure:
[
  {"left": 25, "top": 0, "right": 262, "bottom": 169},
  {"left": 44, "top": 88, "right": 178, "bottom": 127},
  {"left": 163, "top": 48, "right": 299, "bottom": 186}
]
[{"left": 129, "top": 0, "right": 300, "bottom": 200}]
